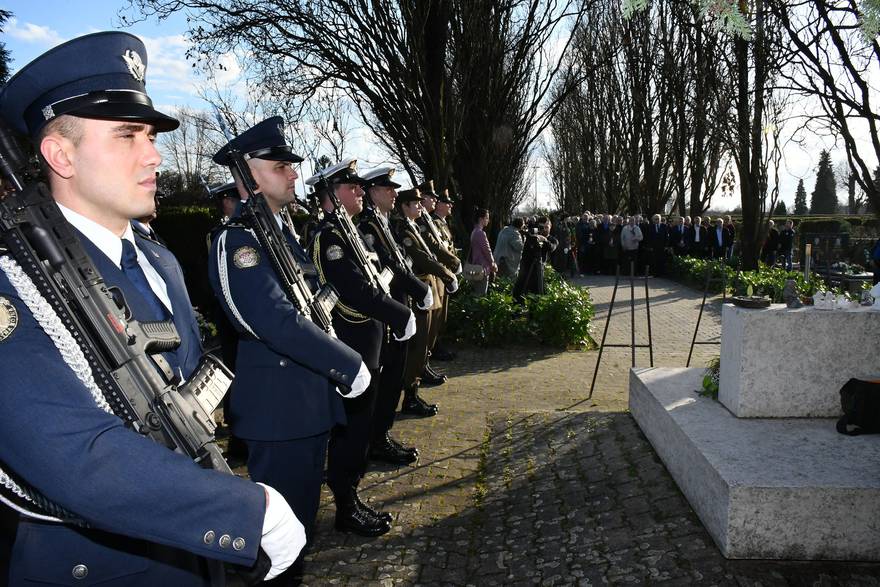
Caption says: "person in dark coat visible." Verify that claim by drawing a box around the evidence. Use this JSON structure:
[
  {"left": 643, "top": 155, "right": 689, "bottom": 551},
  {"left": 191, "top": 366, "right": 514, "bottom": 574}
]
[
  {"left": 644, "top": 213, "right": 669, "bottom": 275},
  {"left": 686, "top": 216, "right": 707, "bottom": 258},
  {"left": 710, "top": 218, "right": 733, "bottom": 260},
  {"left": 762, "top": 220, "right": 781, "bottom": 266},
  {"left": 779, "top": 219, "right": 795, "bottom": 271},
  {"left": 513, "top": 216, "right": 558, "bottom": 302}
]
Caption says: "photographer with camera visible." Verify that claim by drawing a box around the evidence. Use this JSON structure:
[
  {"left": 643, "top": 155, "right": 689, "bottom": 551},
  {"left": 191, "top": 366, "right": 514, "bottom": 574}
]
[{"left": 512, "top": 216, "right": 558, "bottom": 303}]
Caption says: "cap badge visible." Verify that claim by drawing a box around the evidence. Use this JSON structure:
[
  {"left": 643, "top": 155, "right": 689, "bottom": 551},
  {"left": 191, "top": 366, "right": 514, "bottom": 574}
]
[
  {"left": 122, "top": 49, "right": 146, "bottom": 82},
  {"left": 41, "top": 105, "right": 55, "bottom": 121}
]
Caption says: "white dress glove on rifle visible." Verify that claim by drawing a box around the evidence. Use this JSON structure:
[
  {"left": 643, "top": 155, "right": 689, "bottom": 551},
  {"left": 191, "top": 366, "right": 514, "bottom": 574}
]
[
  {"left": 418, "top": 287, "right": 434, "bottom": 310},
  {"left": 257, "top": 483, "right": 306, "bottom": 581},
  {"left": 338, "top": 361, "right": 371, "bottom": 399},
  {"left": 394, "top": 311, "right": 417, "bottom": 342},
  {"left": 447, "top": 275, "right": 459, "bottom": 293}
]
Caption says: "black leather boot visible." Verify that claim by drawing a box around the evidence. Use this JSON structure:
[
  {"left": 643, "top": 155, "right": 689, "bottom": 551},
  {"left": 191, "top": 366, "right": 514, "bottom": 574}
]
[
  {"left": 401, "top": 386, "right": 438, "bottom": 417},
  {"left": 353, "top": 490, "right": 392, "bottom": 524},
  {"left": 420, "top": 363, "right": 447, "bottom": 386},
  {"left": 370, "top": 433, "right": 418, "bottom": 465},
  {"left": 334, "top": 488, "right": 391, "bottom": 536}
]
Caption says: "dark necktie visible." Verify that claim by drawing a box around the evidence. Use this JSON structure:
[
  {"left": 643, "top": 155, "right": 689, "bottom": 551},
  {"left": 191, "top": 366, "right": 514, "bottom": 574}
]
[{"left": 121, "top": 239, "right": 169, "bottom": 321}]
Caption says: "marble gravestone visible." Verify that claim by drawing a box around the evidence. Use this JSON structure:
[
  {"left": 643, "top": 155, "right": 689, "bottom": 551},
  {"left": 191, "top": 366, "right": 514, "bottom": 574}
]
[
  {"left": 719, "top": 303, "right": 880, "bottom": 418},
  {"left": 629, "top": 303, "right": 880, "bottom": 561}
]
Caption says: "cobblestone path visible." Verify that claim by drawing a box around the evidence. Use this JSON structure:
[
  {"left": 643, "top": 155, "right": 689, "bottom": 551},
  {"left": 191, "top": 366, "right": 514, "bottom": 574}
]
[{"left": 256, "top": 276, "right": 878, "bottom": 585}]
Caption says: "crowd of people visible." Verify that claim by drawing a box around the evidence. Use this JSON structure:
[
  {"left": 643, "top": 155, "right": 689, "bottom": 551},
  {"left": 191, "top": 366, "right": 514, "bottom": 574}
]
[
  {"left": 0, "top": 32, "right": 469, "bottom": 586},
  {"left": 519, "top": 211, "right": 799, "bottom": 278}
]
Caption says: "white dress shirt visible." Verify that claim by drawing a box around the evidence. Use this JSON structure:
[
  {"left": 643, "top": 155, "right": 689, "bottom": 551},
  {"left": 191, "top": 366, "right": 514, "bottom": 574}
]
[{"left": 57, "top": 203, "right": 174, "bottom": 315}]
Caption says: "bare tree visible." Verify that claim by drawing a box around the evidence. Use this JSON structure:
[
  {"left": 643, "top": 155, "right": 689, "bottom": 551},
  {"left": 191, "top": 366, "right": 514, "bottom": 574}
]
[
  {"left": 123, "top": 0, "right": 586, "bottom": 238},
  {"left": 772, "top": 0, "right": 880, "bottom": 216}
]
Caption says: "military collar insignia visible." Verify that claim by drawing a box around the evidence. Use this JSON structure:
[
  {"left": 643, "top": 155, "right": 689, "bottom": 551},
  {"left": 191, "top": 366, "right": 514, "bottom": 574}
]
[
  {"left": 0, "top": 296, "right": 19, "bottom": 343},
  {"left": 42, "top": 105, "right": 55, "bottom": 121},
  {"left": 122, "top": 49, "right": 146, "bottom": 82},
  {"left": 232, "top": 246, "right": 260, "bottom": 269}
]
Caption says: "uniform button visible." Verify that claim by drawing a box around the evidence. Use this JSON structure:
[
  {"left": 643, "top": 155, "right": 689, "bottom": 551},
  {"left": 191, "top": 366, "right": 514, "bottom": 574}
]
[
  {"left": 279, "top": 359, "right": 288, "bottom": 367},
  {"left": 329, "top": 368, "right": 337, "bottom": 376},
  {"left": 232, "top": 537, "right": 246, "bottom": 551},
  {"left": 203, "top": 530, "right": 216, "bottom": 545},
  {"left": 219, "top": 534, "right": 232, "bottom": 548},
  {"left": 340, "top": 374, "right": 349, "bottom": 383},
  {"left": 71, "top": 565, "right": 88, "bottom": 580}
]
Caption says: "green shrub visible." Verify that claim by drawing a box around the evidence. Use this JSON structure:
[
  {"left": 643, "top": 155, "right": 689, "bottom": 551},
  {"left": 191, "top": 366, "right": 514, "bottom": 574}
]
[
  {"left": 447, "top": 267, "right": 595, "bottom": 348},
  {"left": 667, "top": 255, "right": 846, "bottom": 302}
]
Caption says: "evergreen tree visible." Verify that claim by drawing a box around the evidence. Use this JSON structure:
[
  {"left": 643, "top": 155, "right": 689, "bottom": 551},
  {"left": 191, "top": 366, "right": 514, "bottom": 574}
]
[
  {"left": 0, "top": 10, "right": 12, "bottom": 85},
  {"left": 773, "top": 200, "right": 787, "bottom": 216},
  {"left": 794, "top": 179, "right": 808, "bottom": 214},
  {"left": 810, "top": 150, "right": 838, "bottom": 214}
]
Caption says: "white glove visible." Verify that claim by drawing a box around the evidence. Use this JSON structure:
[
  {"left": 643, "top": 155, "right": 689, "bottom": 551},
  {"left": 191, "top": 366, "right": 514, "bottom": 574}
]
[
  {"left": 447, "top": 276, "right": 459, "bottom": 293},
  {"left": 394, "top": 311, "right": 417, "bottom": 342},
  {"left": 257, "top": 483, "right": 306, "bottom": 581},
  {"left": 418, "top": 287, "right": 434, "bottom": 310},
  {"left": 338, "top": 361, "right": 371, "bottom": 399}
]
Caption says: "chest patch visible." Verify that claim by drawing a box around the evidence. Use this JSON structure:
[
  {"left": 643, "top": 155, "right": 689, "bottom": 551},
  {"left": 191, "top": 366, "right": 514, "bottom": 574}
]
[
  {"left": 403, "top": 237, "right": 414, "bottom": 247},
  {"left": 326, "top": 244, "right": 344, "bottom": 261},
  {"left": 0, "top": 296, "right": 19, "bottom": 343},
  {"left": 232, "top": 246, "right": 260, "bottom": 269},
  {"left": 363, "top": 233, "right": 375, "bottom": 247}
]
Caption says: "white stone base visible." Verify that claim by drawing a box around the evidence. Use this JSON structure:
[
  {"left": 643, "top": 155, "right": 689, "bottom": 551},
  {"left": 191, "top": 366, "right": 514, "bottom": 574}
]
[
  {"left": 719, "top": 303, "right": 880, "bottom": 418},
  {"left": 630, "top": 367, "right": 880, "bottom": 560}
]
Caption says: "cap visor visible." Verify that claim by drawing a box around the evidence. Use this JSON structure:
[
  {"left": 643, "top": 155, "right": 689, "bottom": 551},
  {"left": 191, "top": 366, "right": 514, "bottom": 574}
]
[{"left": 75, "top": 102, "right": 179, "bottom": 132}]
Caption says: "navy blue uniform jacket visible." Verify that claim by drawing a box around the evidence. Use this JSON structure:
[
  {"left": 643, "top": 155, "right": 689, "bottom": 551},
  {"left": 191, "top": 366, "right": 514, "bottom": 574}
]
[
  {"left": 309, "top": 216, "right": 412, "bottom": 369},
  {"left": 1, "top": 233, "right": 265, "bottom": 586},
  {"left": 208, "top": 221, "right": 361, "bottom": 441}
]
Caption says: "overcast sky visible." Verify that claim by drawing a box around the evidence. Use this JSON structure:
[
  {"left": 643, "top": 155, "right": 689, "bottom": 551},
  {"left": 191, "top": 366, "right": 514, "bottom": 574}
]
[{"left": 4, "top": 1, "right": 874, "bottom": 212}]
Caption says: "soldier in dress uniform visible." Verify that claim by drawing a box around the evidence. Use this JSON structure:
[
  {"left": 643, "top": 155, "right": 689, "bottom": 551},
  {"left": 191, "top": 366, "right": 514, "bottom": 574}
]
[
  {"left": 307, "top": 158, "right": 415, "bottom": 536},
  {"left": 393, "top": 188, "right": 458, "bottom": 417},
  {"left": 430, "top": 187, "right": 461, "bottom": 361},
  {"left": 0, "top": 32, "right": 302, "bottom": 585},
  {"left": 208, "top": 119, "right": 369, "bottom": 578},
  {"left": 357, "top": 166, "right": 433, "bottom": 465},
  {"left": 415, "top": 180, "right": 461, "bottom": 385}
]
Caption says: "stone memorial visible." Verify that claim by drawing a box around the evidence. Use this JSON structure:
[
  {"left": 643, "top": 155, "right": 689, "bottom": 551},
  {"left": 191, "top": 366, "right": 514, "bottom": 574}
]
[{"left": 630, "top": 303, "right": 880, "bottom": 561}]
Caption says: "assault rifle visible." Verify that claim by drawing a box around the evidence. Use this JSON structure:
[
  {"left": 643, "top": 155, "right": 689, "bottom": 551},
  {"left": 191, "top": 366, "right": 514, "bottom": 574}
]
[
  {"left": 362, "top": 196, "right": 414, "bottom": 276},
  {"left": 323, "top": 177, "right": 394, "bottom": 296},
  {"left": 0, "top": 124, "right": 233, "bottom": 512},
  {"left": 213, "top": 111, "right": 337, "bottom": 334},
  {"left": 419, "top": 207, "right": 446, "bottom": 250}
]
